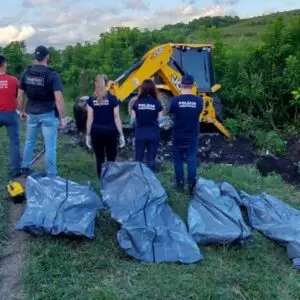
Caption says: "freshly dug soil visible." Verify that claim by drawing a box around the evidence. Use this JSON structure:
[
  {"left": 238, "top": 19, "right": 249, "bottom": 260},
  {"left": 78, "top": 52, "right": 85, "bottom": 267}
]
[
  {"left": 256, "top": 136, "right": 300, "bottom": 186},
  {"left": 63, "top": 119, "right": 300, "bottom": 186},
  {"left": 286, "top": 135, "right": 300, "bottom": 164},
  {"left": 256, "top": 155, "right": 300, "bottom": 186}
]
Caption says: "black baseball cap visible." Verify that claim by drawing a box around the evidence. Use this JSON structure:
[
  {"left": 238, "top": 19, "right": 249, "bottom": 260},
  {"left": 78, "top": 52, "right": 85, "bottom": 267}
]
[
  {"left": 0, "top": 55, "right": 7, "bottom": 66},
  {"left": 34, "top": 45, "right": 49, "bottom": 61},
  {"left": 181, "top": 74, "right": 194, "bottom": 85}
]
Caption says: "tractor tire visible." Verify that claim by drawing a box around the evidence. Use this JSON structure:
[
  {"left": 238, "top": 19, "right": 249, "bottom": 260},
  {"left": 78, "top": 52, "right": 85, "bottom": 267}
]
[
  {"left": 158, "top": 90, "right": 172, "bottom": 116},
  {"left": 73, "top": 96, "right": 89, "bottom": 135},
  {"left": 158, "top": 90, "right": 173, "bottom": 131}
]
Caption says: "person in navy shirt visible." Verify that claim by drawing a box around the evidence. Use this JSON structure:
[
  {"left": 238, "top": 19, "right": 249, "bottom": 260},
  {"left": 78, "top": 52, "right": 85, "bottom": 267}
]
[
  {"left": 169, "top": 74, "right": 203, "bottom": 194},
  {"left": 86, "top": 74, "right": 125, "bottom": 177},
  {"left": 131, "top": 79, "right": 163, "bottom": 171}
]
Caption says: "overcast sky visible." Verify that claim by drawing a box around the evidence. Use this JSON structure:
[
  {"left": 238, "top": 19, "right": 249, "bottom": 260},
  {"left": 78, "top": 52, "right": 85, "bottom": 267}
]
[{"left": 0, "top": 0, "right": 299, "bottom": 49}]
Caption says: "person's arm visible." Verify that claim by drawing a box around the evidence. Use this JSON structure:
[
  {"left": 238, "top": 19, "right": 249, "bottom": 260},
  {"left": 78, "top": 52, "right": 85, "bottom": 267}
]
[
  {"left": 86, "top": 104, "right": 93, "bottom": 136},
  {"left": 15, "top": 77, "right": 19, "bottom": 100},
  {"left": 54, "top": 90, "right": 65, "bottom": 121},
  {"left": 130, "top": 106, "right": 136, "bottom": 126},
  {"left": 17, "top": 88, "right": 26, "bottom": 120},
  {"left": 114, "top": 106, "right": 124, "bottom": 137},
  {"left": 52, "top": 72, "right": 65, "bottom": 124},
  {"left": 200, "top": 97, "right": 204, "bottom": 113},
  {"left": 157, "top": 104, "right": 166, "bottom": 127},
  {"left": 198, "top": 97, "right": 204, "bottom": 116},
  {"left": 158, "top": 111, "right": 164, "bottom": 121},
  {"left": 17, "top": 72, "right": 26, "bottom": 119}
]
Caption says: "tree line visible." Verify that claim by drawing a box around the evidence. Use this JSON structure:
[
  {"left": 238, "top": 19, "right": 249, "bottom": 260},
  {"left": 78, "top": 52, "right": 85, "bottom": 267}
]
[{"left": 1, "top": 15, "right": 299, "bottom": 146}]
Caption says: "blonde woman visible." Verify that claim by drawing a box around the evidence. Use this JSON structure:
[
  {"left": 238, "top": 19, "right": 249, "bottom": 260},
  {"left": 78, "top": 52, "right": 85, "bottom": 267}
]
[{"left": 86, "top": 74, "right": 125, "bottom": 178}]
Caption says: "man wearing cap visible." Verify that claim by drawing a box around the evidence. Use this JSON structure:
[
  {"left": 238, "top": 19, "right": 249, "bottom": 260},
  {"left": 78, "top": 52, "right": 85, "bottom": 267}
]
[
  {"left": 17, "top": 45, "right": 65, "bottom": 177},
  {"left": 169, "top": 74, "right": 203, "bottom": 195},
  {"left": 0, "top": 55, "right": 22, "bottom": 178}
]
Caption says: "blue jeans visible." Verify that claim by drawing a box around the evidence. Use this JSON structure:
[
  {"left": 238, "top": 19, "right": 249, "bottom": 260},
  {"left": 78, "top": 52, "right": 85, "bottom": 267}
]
[
  {"left": 0, "top": 111, "right": 21, "bottom": 174},
  {"left": 173, "top": 139, "right": 198, "bottom": 185},
  {"left": 22, "top": 111, "right": 58, "bottom": 176},
  {"left": 135, "top": 139, "right": 159, "bottom": 171}
]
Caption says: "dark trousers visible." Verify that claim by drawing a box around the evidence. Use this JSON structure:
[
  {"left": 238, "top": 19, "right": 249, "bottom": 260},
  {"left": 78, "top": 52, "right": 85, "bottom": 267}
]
[
  {"left": 173, "top": 139, "right": 198, "bottom": 185},
  {"left": 0, "top": 111, "right": 21, "bottom": 174},
  {"left": 91, "top": 130, "right": 117, "bottom": 177},
  {"left": 135, "top": 139, "right": 159, "bottom": 171}
]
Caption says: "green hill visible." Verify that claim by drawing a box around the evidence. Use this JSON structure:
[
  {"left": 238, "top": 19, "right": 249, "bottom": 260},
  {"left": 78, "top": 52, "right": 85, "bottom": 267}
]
[{"left": 159, "top": 9, "right": 300, "bottom": 46}]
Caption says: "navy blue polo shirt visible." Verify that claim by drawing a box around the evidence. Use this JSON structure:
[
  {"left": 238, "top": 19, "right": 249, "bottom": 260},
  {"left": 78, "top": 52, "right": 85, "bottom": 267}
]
[
  {"left": 133, "top": 95, "right": 163, "bottom": 141},
  {"left": 87, "top": 93, "right": 119, "bottom": 133},
  {"left": 169, "top": 94, "right": 203, "bottom": 145}
]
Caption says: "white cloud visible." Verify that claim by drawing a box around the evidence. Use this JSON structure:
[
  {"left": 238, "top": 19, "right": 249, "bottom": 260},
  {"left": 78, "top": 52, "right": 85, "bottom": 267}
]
[
  {"left": 122, "top": 0, "right": 149, "bottom": 10},
  {"left": 30, "top": 3, "right": 230, "bottom": 48},
  {"left": 36, "top": 6, "right": 120, "bottom": 29},
  {"left": 0, "top": 25, "right": 36, "bottom": 45},
  {"left": 154, "top": 4, "right": 230, "bottom": 24},
  {"left": 183, "top": 0, "right": 239, "bottom": 4},
  {"left": 214, "top": 0, "right": 239, "bottom": 4},
  {"left": 1, "top": 1, "right": 235, "bottom": 48},
  {"left": 23, "top": 0, "right": 64, "bottom": 8}
]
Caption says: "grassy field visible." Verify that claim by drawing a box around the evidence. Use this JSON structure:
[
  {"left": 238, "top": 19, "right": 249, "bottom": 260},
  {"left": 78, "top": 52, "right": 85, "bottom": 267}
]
[
  {"left": 188, "top": 9, "right": 300, "bottom": 46},
  {"left": 21, "top": 135, "right": 300, "bottom": 299},
  {"left": 0, "top": 130, "right": 10, "bottom": 255},
  {"left": 1, "top": 101, "right": 300, "bottom": 299}
]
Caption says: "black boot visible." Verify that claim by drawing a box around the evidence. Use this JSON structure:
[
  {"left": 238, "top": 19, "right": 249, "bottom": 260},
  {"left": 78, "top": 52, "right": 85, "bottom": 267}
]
[
  {"left": 175, "top": 180, "right": 184, "bottom": 192},
  {"left": 10, "top": 170, "right": 22, "bottom": 179},
  {"left": 21, "top": 168, "right": 31, "bottom": 178},
  {"left": 188, "top": 181, "right": 196, "bottom": 196}
]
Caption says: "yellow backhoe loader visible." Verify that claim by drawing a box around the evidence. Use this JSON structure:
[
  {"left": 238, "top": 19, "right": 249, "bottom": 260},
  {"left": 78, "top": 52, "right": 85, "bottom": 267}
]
[{"left": 74, "top": 43, "right": 232, "bottom": 138}]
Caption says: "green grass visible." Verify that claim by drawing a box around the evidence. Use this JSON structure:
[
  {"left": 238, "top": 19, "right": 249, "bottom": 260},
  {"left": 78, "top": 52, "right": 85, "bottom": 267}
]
[
  {"left": 189, "top": 9, "right": 300, "bottom": 46},
  {"left": 0, "top": 125, "right": 16, "bottom": 254},
  {"left": 21, "top": 133, "right": 300, "bottom": 300},
  {"left": 0, "top": 117, "right": 49, "bottom": 257},
  {"left": 1, "top": 98, "right": 300, "bottom": 299}
]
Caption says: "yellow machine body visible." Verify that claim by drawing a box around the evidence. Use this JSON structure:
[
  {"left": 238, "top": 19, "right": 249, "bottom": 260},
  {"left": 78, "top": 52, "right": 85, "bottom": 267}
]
[{"left": 108, "top": 43, "right": 232, "bottom": 138}]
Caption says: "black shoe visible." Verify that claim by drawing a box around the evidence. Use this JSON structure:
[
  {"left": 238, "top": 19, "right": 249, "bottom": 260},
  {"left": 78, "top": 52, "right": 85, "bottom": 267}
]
[
  {"left": 175, "top": 180, "right": 184, "bottom": 192},
  {"left": 21, "top": 168, "right": 31, "bottom": 177},
  {"left": 188, "top": 182, "right": 196, "bottom": 195},
  {"left": 10, "top": 170, "right": 22, "bottom": 179}
]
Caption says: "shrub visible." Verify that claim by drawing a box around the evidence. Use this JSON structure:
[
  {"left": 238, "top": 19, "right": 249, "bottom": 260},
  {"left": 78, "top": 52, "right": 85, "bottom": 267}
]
[
  {"left": 224, "top": 118, "right": 240, "bottom": 135},
  {"left": 251, "top": 130, "right": 286, "bottom": 154}
]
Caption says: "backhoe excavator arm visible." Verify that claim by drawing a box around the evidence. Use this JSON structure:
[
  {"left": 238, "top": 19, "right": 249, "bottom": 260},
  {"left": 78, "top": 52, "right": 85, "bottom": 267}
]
[
  {"left": 108, "top": 44, "right": 174, "bottom": 101},
  {"left": 106, "top": 43, "right": 233, "bottom": 139}
]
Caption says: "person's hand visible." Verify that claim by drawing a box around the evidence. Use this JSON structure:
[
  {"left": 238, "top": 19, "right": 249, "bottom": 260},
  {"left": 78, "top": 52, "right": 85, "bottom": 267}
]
[
  {"left": 20, "top": 112, "right": 27, "bottom": 121},
  {"left": 59, "top": 117, "right": 66, "bottom": 129},
  {"left": 130, "top": 117, "right": 136, "bottom": 127},
  {"left": 158, "top": 116, "right": 167, "bottom": 128},
  {"left": 85, "top": 135, "right": 92, "bottom": 149},
  {"left": 119, "top": 135, "right": 125, "bottom": 148},
  {"left": 106, "top": 80, "right": 114, "bottom": 91}
]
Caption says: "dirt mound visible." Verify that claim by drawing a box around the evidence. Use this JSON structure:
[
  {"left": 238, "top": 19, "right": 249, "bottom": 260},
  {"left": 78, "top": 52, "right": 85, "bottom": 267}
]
[
  {"left": 119, "top": 131, "right": 256, "bottom": 165},
  {"left": 257, "top": 155, "right": 300, "bottom": 186},
  {"left": 198, "top": 134, "right": 256, "bottom": 165},
  {"left": 256, "top": 136, "right": 300, "bottom": 186},
  {"left": 64, "top": 119, "right": 300, "bottom": 186},
  {"left": 286, "top": 136, "right": 300, "bottom": 164}
]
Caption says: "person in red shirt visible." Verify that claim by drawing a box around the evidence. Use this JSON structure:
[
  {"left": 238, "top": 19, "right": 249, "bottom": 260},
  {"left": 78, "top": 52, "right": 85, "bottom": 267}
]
[{"left": 0, "top": 55, "right": 21, "bottom": 178}]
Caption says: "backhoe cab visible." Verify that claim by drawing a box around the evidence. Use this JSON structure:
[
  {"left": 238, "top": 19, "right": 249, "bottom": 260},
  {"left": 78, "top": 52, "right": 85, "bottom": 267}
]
[{"left": 108, "top": 43, "right": 232, "bottom": 138}]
